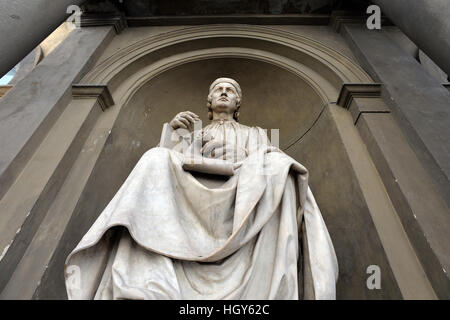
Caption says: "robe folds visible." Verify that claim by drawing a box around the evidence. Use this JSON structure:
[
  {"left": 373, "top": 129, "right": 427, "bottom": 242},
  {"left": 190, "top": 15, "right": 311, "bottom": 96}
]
[{"left": 65, "top": 122, "right": 338, "bottom": 300}]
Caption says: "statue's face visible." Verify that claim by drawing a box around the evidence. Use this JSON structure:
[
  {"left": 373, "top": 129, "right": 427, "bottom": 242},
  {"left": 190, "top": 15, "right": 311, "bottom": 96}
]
[{"left": 209, "top": 82, "right": 239, "bottom": 114}]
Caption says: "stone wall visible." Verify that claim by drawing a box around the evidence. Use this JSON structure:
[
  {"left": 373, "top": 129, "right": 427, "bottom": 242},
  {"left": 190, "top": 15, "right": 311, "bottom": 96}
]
[{"left": 0, "top": 13, "right": 448, "bottom": 300}]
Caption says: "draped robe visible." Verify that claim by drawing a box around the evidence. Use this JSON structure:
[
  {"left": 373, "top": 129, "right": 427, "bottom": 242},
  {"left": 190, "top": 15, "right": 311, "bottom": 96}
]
[{"left": 64, "top": 121, "right": 338, "bottom": 300}]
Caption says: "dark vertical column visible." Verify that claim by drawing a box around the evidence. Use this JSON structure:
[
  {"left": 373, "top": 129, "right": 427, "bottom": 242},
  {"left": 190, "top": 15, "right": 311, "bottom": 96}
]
[
  {"left": 0, "top": 25, "right": 116, "bottom": 298},
  {"left": 341, "top": 24, "right": 450, "bottom": 208},
  {"left": 0, "top": 0, "right": 85, "bottom": 77},
  {"left": 0, "top": 26, "right": 115, "bottom": 201},
  {"left": 372, "top": 0, "right": 450, "bottom": 76}
]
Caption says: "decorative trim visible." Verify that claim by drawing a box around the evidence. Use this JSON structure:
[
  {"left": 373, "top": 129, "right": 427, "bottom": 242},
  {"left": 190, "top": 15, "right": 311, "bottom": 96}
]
[
  {"left": 80, "top": 14, "right": 127, "bottom": 34},
  {"left": 330, "top": 11, "right": 366, "bottom": 33},
  {"left": 337, "top": 83, "right": 382, "bottom": 109},
  {"left": 0, "top": 85, "right": 13, "bottom": 99},
  {"left": 126, "top": 14, "right": 330, "bottom": 27},
  {"left": 80, "top": 24, "right": 373, "bottom": 86},
  {"left": 72, "top": 84, "right": 115, "bottom": 111}
]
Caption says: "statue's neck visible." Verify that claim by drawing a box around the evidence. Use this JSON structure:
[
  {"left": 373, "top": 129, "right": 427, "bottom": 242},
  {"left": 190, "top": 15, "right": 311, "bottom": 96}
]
[
  {"left": 211, "top": 118, "right": 235, "bottom": 123},
  {"left": 212, "top": 111, "right": 234, "bottom": 122}
]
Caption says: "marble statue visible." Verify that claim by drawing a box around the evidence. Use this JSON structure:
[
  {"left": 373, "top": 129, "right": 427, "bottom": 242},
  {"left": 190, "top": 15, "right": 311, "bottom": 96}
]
[{"left": 64, "top": 77, "right": 338, "bottom": 300}]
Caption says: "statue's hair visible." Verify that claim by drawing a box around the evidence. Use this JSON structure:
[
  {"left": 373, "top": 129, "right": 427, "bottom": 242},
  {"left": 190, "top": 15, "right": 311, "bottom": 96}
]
[{"left": 207, "top": 78, "right": 242, "bottom": 122}]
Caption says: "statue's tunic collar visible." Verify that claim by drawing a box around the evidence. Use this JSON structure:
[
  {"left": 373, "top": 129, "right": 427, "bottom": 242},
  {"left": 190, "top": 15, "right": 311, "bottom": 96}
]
[{"left": 202, "top": 121, "right": 250, "bottom": 151}]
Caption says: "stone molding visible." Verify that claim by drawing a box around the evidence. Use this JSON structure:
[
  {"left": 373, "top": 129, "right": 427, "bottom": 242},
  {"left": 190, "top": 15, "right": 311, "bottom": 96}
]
[
  {"left": 80, "top": 13, "right": 127, "bottom": 34},
  {"left": 80, "top": 25, "right": 372, "bottom": 110},
  {"left": 82, "top": 25, "right": 371, "bottom": 85},
  {"left": 72, "top": 84, "right": 115, "bottom": 111},
  {"left": 330, "top": 11, "right": 366, "bottom": 33},
  {"left": 76, "top": 24, "right": 374, "bottom": 154},
  {"left": 330, "top": 10, "right": 393, "bottom": 33},
  {"left": 127, "top": 14, "right": 331, "bottom": 27},
  {"left": 337, "top": 83, "right": 382, "bottom": 110}
]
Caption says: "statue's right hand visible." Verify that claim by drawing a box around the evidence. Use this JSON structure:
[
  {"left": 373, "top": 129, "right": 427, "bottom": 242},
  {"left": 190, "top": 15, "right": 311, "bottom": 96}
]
[{"left": 170, "top": 111, "right": 200, "bottom": 130}]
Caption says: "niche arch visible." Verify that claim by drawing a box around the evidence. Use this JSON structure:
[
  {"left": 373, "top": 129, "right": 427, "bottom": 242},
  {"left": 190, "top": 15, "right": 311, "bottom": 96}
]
[
  {"left": 79, "top": 24, "right": 372, "bottom": 152},
  {"left": 82, "top": 24, "right": 372, "bottom": 100},
  {"left": 35, "top": 24, "right": 406, "bottom": 300}
]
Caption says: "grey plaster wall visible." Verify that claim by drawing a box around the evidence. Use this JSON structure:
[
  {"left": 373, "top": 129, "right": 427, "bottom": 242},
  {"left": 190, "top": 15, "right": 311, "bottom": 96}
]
[
  {"left": 342, "top": 24, "right": 450, "bottom": 208},
  {"left": 286, "top": 106, "right": 403, "bottom": 299},
  {"left": 356, "top": 112, "right": 450, "bottom": 298}
]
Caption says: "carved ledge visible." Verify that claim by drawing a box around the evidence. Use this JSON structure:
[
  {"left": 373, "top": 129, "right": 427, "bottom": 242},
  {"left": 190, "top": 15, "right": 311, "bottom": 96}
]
[
  {"left": 443, "top": 83, "right": 450, "bottom": 91},
  {"left": 126, "top": 14, "right": 330, "bottom": 27},
  {"left": 0, "top": 85, "right": 13, "bottom": 99},
  {"left": 337, "top": 83, "right": 382, "bottom": 109},
  {"left": 330, "top": 11, "right": 366, "bottom": 32},
  {"left": 80, "top": 13, "right": 127, "bottom": 34},
  {"left": 72, "top": 84, "right": 115, "bottom": 111}
]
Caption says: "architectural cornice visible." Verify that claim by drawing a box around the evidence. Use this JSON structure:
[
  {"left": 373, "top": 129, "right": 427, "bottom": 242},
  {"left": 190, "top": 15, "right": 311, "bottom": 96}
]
[
  {"left": 337, "top": 83, "right": 382, "bottom": 109},
  {"left": 126, "top": 14, "right": 330, "bottom": 27},
  {"left": 330, "top": 10, "right": 393, "bottom": 33},
  {"left": 330, "top": 11, "right": 366, "bottom": 33},
  {"left": 80, "top": 13, "right": 127, "bottom": 34},
  {"left": 81, "top": 24, "right": 372, "bottom": 88},
  {"left": 72, "top": 84, "right": 115, "bottom": 111}
]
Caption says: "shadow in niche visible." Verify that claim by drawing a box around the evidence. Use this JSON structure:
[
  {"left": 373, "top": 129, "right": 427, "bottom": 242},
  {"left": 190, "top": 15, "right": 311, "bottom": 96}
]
[{"left": 116, "top": 0, "right": 373, "bottom": 16}]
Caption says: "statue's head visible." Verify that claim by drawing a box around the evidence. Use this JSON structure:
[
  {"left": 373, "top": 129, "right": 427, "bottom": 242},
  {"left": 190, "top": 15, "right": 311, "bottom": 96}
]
[{"left": 207, "top": 78, "right": 242, "bottom": 121}]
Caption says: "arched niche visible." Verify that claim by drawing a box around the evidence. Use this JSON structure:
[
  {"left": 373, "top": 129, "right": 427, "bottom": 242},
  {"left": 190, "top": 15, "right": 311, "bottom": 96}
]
[
  {"left": 45, "top": 25, "right": 404, "bottom": 300},
  {"left": 93, "top": 56, "right": 328, "bottom": 197},
  {"left": 83, "top": 25, "right": 371, "bottom": 99},
  {"left": 117, "top": 57, "right": 325, "bottom": 152},
  {"left": 76, "top": 25, "right": 372, "bottom": 187}
]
